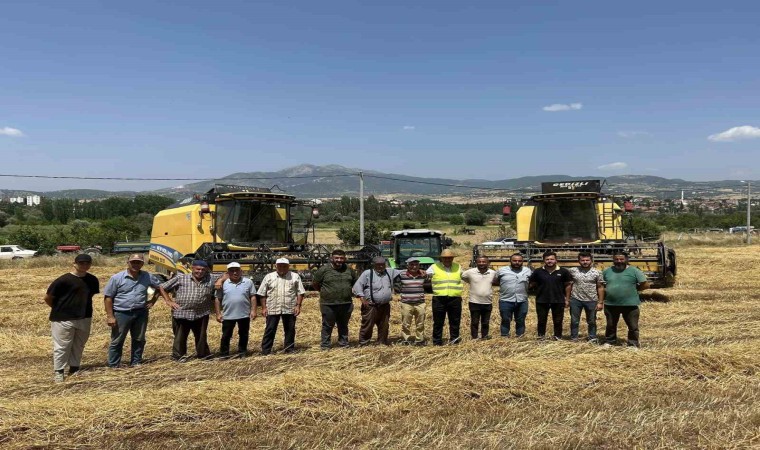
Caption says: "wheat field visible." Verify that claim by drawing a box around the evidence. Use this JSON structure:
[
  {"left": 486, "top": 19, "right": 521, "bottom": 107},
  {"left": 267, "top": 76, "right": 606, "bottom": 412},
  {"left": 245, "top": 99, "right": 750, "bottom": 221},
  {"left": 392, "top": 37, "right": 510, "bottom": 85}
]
[{"left": 0, "top": 242, "right": 758, "bottom": 449}]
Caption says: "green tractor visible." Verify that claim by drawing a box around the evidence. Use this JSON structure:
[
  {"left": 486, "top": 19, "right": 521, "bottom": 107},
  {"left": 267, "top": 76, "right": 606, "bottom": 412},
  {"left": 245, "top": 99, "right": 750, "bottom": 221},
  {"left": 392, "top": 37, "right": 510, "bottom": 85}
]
[{"left": 386, "top": 229, "right": 451, "bottom": 271}]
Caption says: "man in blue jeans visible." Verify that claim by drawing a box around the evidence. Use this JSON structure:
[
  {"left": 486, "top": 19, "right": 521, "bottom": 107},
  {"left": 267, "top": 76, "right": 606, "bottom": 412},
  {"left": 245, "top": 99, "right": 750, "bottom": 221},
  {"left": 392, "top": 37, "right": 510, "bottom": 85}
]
[
  {"left": 493, "top": 253, "right": 531, "bottom": 337},
  {"left": 103, "top": 254, "right": 160, "bottom": 367},
  {"left": 568, "top": 251, "right": 604, "bottom": 343}
]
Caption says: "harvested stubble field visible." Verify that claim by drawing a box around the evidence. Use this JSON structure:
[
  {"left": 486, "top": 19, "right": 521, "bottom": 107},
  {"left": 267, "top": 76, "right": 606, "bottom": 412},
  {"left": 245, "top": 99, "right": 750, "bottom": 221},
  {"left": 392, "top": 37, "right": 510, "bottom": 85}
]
[{"left": 1, "top": 243, "right": 759, "bottom": 449}]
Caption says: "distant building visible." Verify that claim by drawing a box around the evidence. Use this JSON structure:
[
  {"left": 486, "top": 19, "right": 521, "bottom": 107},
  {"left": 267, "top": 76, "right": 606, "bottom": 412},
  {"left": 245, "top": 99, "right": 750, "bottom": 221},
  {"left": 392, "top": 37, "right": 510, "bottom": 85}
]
[
  {"left": 9, "top": 196, "right": 25, "bottom": 204},
  {"left": 26, "top": 195, "right": 41, "bottom": 206}
]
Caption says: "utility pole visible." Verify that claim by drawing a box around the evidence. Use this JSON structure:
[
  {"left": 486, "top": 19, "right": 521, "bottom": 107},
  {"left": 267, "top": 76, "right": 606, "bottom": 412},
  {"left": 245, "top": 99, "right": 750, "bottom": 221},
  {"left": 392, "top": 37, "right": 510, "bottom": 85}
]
[
  {"left": 359, "top": 171, "right": 364, "bottom": 246},
  {"left": 747, "top": 181, "right": 752, "bottom": 245}
]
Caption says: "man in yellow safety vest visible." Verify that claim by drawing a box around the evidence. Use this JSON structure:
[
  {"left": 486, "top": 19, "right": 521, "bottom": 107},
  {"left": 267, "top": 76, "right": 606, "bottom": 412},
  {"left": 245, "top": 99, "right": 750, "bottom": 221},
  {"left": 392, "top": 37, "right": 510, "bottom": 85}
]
[{"left": 426, "top": 249, "right": 463, "bottom": 345}]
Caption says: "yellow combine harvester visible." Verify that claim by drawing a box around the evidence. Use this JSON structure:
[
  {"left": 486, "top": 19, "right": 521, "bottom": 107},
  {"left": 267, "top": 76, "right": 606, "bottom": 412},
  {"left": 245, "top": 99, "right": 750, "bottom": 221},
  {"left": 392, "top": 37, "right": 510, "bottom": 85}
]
[
  {"left": 473, "top": 180, "right": 676, "bottom": 288},
  {"left": 149, "top": 184, "right": 378, "bottom": 287}
]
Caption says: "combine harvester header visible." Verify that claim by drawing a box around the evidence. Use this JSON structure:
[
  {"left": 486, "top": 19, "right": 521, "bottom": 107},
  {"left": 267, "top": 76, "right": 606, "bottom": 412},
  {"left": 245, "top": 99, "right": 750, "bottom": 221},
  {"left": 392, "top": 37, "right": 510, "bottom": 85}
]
[
  {"left": 473, "top": 179, "right": 676, "bottom": 288},
  {"left": 149, "top": 184, "right": 379, "bottom": 287}
]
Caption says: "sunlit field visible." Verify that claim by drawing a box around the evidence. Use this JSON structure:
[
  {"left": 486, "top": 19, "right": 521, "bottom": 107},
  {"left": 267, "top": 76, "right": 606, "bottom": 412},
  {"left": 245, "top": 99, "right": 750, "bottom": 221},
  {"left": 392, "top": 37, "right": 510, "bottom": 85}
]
[{"left": 0, "top": 239, "right": 758, "bottom": 449}]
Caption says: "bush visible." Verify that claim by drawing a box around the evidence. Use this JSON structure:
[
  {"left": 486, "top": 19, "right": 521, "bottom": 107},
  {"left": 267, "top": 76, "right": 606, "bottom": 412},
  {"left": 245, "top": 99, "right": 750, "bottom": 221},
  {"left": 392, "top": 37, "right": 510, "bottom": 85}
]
[
  {"left": 336, "top": 222, "right": 390, "bottom": 246},
  {"left": 464, "top": 209, "right": 487, "bottom": 226},
  {"left": 448, "top": 215, "right": 464, "bottom": 225},
  {"left": 8, "top": 226, "right": 58, "bottom": 255},
  {"left": 625, "top": 216, "right": 664, "bottom": 240}
]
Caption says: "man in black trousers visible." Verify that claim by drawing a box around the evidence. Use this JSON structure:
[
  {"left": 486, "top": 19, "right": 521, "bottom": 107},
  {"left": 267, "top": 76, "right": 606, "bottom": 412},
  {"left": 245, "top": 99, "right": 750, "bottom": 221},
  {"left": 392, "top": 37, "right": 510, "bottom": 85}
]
[
  {"left": 528, "top": 251, "right": 573, "bottom": 340},
  {"left": 258, "top": 258, "right": 306, "bottom": 354}
]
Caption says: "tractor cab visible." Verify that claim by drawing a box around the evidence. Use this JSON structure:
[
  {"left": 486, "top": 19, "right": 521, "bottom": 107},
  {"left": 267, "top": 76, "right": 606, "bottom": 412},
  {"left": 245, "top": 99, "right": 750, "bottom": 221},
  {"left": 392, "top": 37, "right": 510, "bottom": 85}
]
[{"left": 387, "top": 229, "right": 447, "bottom": 270}]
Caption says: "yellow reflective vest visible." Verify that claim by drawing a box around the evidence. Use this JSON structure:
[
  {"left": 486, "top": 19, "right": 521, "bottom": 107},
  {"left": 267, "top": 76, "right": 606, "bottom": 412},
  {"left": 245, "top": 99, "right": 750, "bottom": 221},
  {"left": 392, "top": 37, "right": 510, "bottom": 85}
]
[{"left": 430, "top": 262, "right": 463, "bottom": 297}]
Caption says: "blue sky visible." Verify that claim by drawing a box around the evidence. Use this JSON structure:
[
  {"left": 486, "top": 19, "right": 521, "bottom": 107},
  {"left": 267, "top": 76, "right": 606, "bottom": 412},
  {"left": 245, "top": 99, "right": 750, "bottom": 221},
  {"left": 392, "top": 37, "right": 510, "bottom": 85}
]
[{"left": 1, "top": 1, "right": 759, "bottom": 191}]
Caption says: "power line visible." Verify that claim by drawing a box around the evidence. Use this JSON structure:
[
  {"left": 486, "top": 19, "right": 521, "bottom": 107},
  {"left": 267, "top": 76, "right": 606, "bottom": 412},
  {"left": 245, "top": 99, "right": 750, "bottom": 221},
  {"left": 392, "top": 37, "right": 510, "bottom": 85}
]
[
  {"left": 363, "top": 174, "right": 534, "bottom": 194},
  {"left": 0, "top": 173, "right": 356, "bottom": 181}
]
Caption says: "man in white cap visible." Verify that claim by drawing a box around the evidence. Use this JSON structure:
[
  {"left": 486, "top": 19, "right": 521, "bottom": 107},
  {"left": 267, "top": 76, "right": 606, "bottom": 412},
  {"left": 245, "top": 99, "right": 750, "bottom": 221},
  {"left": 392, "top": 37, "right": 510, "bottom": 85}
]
[
  {"left": 353, "top": 256, "right": 402, "bottom": 346},
  {"left": 257, "top": 258, "right": 306, "bottom": 354},
  {"left": 213, "top": 262, "right": 257, "bottom": 357}
]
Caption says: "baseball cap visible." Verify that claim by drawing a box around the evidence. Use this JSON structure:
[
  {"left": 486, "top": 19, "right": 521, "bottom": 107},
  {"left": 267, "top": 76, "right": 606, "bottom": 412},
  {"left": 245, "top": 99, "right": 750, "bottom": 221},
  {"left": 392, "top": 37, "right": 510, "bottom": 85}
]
[
  {"left": 227, "top": 262, "right": 241, "bottom": 270},
  {"left": 275, "top": 258, "right": 290, "bottom": 265},
  {"left": 128, "top": 254, "right": 144, "bottom": 262},
  {"left": 372, "top": 256, "right": 387, "bottom": 264},
  {"left": 74, "top": 254, "right": 92, "bottom": 263},
  {"left": 191, "top": 260, "right": 208, "bottom": 267},
  {"left": 405, "top": 257, "right": 420, "bottom": 264}
]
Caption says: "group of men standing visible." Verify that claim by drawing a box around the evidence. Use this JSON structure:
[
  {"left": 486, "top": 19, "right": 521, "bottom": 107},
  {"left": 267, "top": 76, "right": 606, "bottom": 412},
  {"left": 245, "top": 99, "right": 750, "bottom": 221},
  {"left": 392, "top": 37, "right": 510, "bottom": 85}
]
[
  {"left": 44, "top": 247, "right": 649, "bottom": 382},
  {"left": 45, "top": 253, "right": 305, "bottom": 382}
]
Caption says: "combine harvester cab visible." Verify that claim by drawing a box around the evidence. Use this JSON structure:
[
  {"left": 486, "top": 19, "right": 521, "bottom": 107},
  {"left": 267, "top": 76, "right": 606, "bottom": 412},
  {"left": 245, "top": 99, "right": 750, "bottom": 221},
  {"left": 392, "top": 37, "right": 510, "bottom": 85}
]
[
  {"left": 149, "top": 184, "right": 379, "bottom": 287},
  {"left": 473, "top": 180, "right": 676, "bottom": 288}
]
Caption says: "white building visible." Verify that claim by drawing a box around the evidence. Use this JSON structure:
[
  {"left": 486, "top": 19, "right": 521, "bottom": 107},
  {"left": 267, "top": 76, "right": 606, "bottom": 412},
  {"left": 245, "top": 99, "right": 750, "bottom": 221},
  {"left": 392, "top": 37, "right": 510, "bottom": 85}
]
[
  {"left": 26, "top": 195, "right": 41, "bottom": 206},
  {"left": 9, "top": 196, "right": 25, "bottom": 204}
]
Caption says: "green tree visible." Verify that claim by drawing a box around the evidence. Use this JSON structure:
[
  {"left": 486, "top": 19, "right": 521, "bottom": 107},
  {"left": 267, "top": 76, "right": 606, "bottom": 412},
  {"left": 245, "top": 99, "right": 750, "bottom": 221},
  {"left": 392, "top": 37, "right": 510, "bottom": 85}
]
[
  {"left": 336, "top": 222, "right": 389, "bottom": 246},
  {"left": 464, "top": 209, "right": 487, "bottom": 226},
  {"left": 449, "top": 215, "right": 464, "bottom": 225}
]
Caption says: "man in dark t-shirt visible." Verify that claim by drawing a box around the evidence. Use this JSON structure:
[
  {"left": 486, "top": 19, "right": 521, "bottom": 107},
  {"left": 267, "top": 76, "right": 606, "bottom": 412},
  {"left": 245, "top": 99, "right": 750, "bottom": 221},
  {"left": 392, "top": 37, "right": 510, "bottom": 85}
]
[
  {"left": 45, "top": 253, "right": 100, "bottom": 383},
  {"left": 312, "top": 249, "right": 357, "bottom": 349},
  {"left": 528, "top": 251, "right": 573, "bottom": 340}
]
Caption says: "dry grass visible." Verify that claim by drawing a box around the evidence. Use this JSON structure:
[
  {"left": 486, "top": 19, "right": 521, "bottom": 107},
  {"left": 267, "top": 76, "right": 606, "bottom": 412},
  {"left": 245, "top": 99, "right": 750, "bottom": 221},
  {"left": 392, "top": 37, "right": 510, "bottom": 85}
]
[{"left": 1, "top": 242, "right": 759, "bottom": 449}]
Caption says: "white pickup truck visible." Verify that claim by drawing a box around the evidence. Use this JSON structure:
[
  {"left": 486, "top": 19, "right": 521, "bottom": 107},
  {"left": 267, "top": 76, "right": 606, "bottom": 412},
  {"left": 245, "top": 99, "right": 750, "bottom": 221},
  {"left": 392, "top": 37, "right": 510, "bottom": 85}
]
[{"left": 0, "top": 245, "right": 38, "bottom": 260}]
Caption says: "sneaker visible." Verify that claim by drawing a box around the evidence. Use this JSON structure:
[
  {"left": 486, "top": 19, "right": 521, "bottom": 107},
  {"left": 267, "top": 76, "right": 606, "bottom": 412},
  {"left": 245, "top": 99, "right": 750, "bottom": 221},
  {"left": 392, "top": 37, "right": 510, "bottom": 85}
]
[
  {"left": 587, "top": 338, "right": 599, "bottom": 344},
  {"left": 627, "top": 345, "right": 640, "bottom": 352},
  {"left": 414, "top": 341, "right": 427, "bottom": 347},
  {"left": 551, "top": 336, "right": 562, "bottom": 341},
  {"left": 449, "top": 337, "right": 462, "bottom": 345},
  {"left": 570, "top": 337, "right": 579, "bottom": 342},
  {"left": 53, "top": 372, "right": 65, "bottom": 383},
  {"left": 481, "top": 335, "right": 492, "bottom": 341},
  {"left": 601, "top": 343, "right": 612, "bottom": 348}
]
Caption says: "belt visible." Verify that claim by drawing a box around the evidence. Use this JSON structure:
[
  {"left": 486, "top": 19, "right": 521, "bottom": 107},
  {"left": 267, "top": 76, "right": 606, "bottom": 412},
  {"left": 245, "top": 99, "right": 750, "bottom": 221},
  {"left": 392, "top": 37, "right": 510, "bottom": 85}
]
[{"left": 114, "top": 307, "right": 146, "bottom": 312}]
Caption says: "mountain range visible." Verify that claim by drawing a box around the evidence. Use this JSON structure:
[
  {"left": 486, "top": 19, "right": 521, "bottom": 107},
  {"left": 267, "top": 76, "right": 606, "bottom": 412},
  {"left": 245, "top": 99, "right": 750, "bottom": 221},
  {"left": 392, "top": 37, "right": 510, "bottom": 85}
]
[{"left": 1, "top": 165, "right": 753, "bottom": 200}]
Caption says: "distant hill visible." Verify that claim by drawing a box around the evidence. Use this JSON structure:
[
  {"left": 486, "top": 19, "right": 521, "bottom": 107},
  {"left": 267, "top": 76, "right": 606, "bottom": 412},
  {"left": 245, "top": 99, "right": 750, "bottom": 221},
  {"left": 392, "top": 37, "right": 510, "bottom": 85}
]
[
  {"left": 1, "top": 165, "right": 753, "bottom": 200},
  {"left": 148, "top": 165, "right": 751, "bottom": 199}
]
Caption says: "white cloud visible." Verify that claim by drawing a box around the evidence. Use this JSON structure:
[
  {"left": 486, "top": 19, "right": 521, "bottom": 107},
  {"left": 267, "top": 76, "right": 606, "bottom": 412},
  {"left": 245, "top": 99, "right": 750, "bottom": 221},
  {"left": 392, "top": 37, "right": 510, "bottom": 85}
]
[
  {"left": 542, "top": 102, "right": 583, "bottom": 112},
  {"left": 707, "top": 125, "right": 760, "bottom": 142},
  {"left": 402, "top": 125, "right": 415, "bottom": 130},
  {"left": 617, "top": 130, "right": 652, "bottom": 138},
  {"left": 0, "top": 126, "right": 24, "bottom": 137},
  {"left": 598, "top": 162, "right": 628, "bottom": 171}
]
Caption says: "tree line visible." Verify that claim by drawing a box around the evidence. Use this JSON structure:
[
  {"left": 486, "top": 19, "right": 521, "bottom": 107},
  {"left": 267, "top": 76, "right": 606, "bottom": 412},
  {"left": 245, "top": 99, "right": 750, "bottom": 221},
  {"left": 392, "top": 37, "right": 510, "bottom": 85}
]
[{"left": 0, "top": 195, "right": 175, "bottom": 254}]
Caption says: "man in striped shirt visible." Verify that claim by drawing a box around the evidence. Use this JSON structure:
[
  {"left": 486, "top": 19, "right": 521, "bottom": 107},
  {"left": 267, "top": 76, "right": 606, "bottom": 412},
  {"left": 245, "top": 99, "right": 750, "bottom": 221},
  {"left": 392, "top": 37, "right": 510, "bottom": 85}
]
[
  {"left": 257, "top": 258, "right": 306, "bottom": 355},
  {"left": 396, "top": 257, "right": 428, "bottom": 345}
]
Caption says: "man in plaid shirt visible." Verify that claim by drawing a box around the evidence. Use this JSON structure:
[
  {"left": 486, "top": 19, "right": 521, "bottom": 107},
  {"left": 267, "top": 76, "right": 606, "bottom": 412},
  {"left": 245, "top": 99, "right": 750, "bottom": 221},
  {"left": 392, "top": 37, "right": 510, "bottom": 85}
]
[{"left": 159, "top": 260, "right": 221, "bottom": 361}]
